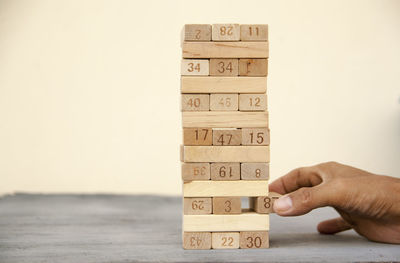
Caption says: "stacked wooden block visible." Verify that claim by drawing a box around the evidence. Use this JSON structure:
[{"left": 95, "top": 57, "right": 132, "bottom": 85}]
[{"left": 180, "top": 24, "right": 275, "bottom": 250}]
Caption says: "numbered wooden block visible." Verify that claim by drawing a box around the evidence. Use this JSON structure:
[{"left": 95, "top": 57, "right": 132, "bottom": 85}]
[
  {"left": 212, "top": 129, "right": 241, "bottom": 146},
  {"left": 183, "top": 232, "right": 212, "bottom": 250},
  {"left": 183, "top": 24, "right": 212, "bottom": 41},
  {"left": 239, "top": 231, "right": 269, "bottom": 249},
  {"left": 239, "top": 94, "right": 267, "bottom": 111},
  {"left": 210, "top": 94, "right": 238, "bottom": 111},
  {"left": 209, "top": 59, "right": 239, "bottom": 76},
  {"left": 182, "top": 42, "right": 269, "bottom": 58},
  {"left": 240, "top": 24, "right": 268, "bottom": 41},
  {"left": 184, "top": 197, "right": 212, "bottom": 215},
  {"left": 211, "top": 232, "right": 240, "bottom": 249},
  {"left": 241, "top": 128, "right": 270, "bottom": 146},
  {"left": 181, "top": 59, "right": 209, "bottom": 76},
  {"left": 183, "top": 181, "right": 269, "bottom": 197},
  {"left": 181, "top": 163, "right": 210, "bottom": 181},
  {"left": 181, "top": 94, "right": 210, "bottom": 111},
  {"left": 210, "top": 163, "right": 240, "bottom": 181},
  {"left": 183, "top": 128, "right": 212, "bottom": 145},
  {"left": 212, "top": 24, "right": 240, "bottom": 41},
  {"left": 213, "top": 197, "right": 241, "bottom": 214},
  {"left": 239, "top": 59, "right": 268, "bottom": 76},
  {"left": 241, "top": 163, "right": 269, "bottom": 180},
  {"left": 250, "top": 192, "right": 282, "bottom": 214}
]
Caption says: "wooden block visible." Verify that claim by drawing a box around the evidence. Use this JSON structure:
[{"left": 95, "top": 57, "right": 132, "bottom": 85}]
[
  {"left": 239, "top": 231, "right": 269, "bottom": 249},
  {"left": 184, "top": 197, "right": 212, "bottom": 215},
  {"left": 209, "top": 94, "right": 238, "bottom": 111},
  {"left": 213, "top": 197, "right": 241, "bottom": 214},
  {"left": 241, "top": 128, "right": 270, "bottom": 146},
  {"left": 240, "top": 24, "right": 268, "bottom": 41},
  {"left": 183, "top": 232, "right": 211, "bottom": 250},
  {"left": 181, "top": 163, "right": 210, "bottom": 181},
  {"left": 181, "top": 76, "right": 267, "bottom": 94},
  {"left": 239, "top": 59, "right": 268, "bottom": 76},
  {"left": 182, "top": 42, "right": 269, "bottom": 58},
  {"left": 183, "top": 128, "right": 212, "bottom": 145},
  {"left": 182, "top": 111, "right": 268, "bottom": 128},
  {"left": 241, "top": 163, "right": 269, "bottom": 180},
  {"left": 183, "top": 181, "right": 268, "bottom": 197},
  {"left": 212, "top": 232, "right": 240, "bottom": 249},
  {"left": 182, "top": 146, "right": 269, "bottom": 162},
  {"left": 181, "top": 59, "right": 209, "bottom": 76},
  {"left": 239, "top": 94, "right": 267, "bottom": 111},
  {"left": 210, "top": 163, "right": 240, "bottom": 181},
  {"left": 212, "top": 129, "right": 241, "bottom": 146},
  {"left": 183, "top": 24, "right": 212, "bottom": 41},
  {"left": 212, "top": 24, "right": 240, "bottom": 41},
  {"left": 250, "top": 192, "right": 282, "bottom": 214},
  {"left": 183, "top": 212, "right": 269, "bottom": 231},
  {"left": 209, "top": 59, "right": 238, "bottom": 76},
  {"left": 181, "top": 94, "right": 210, "bottom": 111}
]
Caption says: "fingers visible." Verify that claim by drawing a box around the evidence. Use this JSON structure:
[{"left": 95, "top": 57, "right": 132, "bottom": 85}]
[
  {"left": 269, "top": 166, "right": 323, "bottom": 195},
  {"left": 317, "top": 217, "right": 352, "bottom": 234}
]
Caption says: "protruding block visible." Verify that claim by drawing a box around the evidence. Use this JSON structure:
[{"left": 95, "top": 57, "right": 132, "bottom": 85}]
[
  {"left": 241, "top": 163, "right": 269, "bottom": 180},
  {"left": 183, "top": 24, "right": 212, "bottom": 41},
  {"left": 212, "top": 24, "right": 240, "bottom": 41},
  {"left": 184, "top": 197, "right": 212, "bottom": 215},
  {"left": 239, "top": 94, "right": 268, "bottom": 111},
  {"left": 209, "top": 59, "right": 239, "bottom": 76},
  {"left": 239, "top": 59, "right": 268, "bottom": 76},
  {"left": 210, "top": 94, "right": 238, "bottom": 111},
  {"left": 212, "top": 232, "right": 240, "bottom": 249},
  {"left": 212, "top": 129, "right": 241, "bottom": 146},
  {"left": 250, "top": 192, "right": 282, "bottom": 214},
  {"left": 183, "top": 212, "right": 269, "bottom": 231},
  {"left": 239, "top": 231, "right": 269, "bottom": 249},
  {"left": 183, "top": 128, "right": 212, "bottom": 145},
  {"left": 182, "top": 146, "right": 270, "bottom": 162},
  {"left": 181, "top": 76, "right": 267, "bottom": 94},
  {"left": 240, "top": 24, "right": 268, "bottom": 41},
  {"left": 183, "top": 232, "right": 212, "bottom": 250},
  {"left": 181, "top": 163, "right": 210, "bottom": 181},
  {"left": 241, "top": 128, "right": 270, "bottom": 146},
  {"left": 182, "top": 42, "right": 269, "bottom": 58},
  {"left": 213, "top": 197, "right": 241, "bottom": 214},
  {"left": 182, "top": 111, "right": 269, "bottom": 128},
  {"left": 210, "top": 163, "right": 240, "bottom": 181},
  {"left": 181, "top": 59, "right": 209, "bottom": 76},
  {"left": 181, "top": 94, "right": 210, "bottom": 111},
  {"left": 183, "top": 181, "right": 269, "bottom": 197}
]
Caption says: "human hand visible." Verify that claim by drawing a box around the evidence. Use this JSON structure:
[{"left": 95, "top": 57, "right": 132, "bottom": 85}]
[{"left": 269, "top": 162, "right": 400, "bottom": 244}]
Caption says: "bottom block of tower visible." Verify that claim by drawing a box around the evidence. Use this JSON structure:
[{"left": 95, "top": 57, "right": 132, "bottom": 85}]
[
  {"left": 183, "top": 212, "right": 269, "bottom": 232},
  {"left": 239, "top": 231, "right": 269, "bottom": 249},
  {"left": 183, "top": 232, "right": 212, "bottom": 250},
  {"left": 212, "top": 232, "right": 240, "bottom": 249}
]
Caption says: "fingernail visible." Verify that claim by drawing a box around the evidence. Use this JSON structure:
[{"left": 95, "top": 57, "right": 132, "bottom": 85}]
[{"left": 274, "top": 195, "right": 293, "bottom": 212}]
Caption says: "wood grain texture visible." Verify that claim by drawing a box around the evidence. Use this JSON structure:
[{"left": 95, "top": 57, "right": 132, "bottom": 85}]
[
  {"left": 240, "top": 24, "right": 268, "bottom": 41},
  {"left": 181, "top": 94, "right": 210, "bottom": 111},
  {"left": 212, "top": 197, "right": 241, "bottom": 214},
  {"left": 212, "top": 232, "right": 240, "bottom": 249},
  {"left": 210, "top": 163, "right": 240, "bottom": 181},
  {"left": 239, "top": 94, "right": 268, "bottom": 111},
  {"left": 241, "top": 163, "right": 269, "bottom": 180},
  {"left": 241, "top": 128, "right": 270, "bottom": 146},
  {"left": 182, "top": 146, "right": 269, "bottom": 162},
  {"left": 184, "top": 198, "right": 212, "bottom": 215},
  {"left": 182, "top": 42, "right": 269, "bottom": 58},
  {"left": 239, "top": 231, "right": 269, "bottom": 249},
  {"left": 183, "top": 128, "right": 212, "bottom": 145},
  {"left": 181, "top": 76, "right": 267, "bottom": 94},
  {"left": 183, "top": 212, "right": 269, "bottom": 231},
  {"left": 181, "top": 163, "right": 210, "bottom": 181},
  {"left": 182, "top": 111, "right": 268, "bottom": 128},
  {"left": 210, "top": 94, "right": 238, "bottom": 111},
  {"left": 212, "top": 129, "right": 241, "bottom": 146},
  {"left": 183, "top": 232, "right": 212, "bottom": 250},
  {"left": 183, "top": 24, "right": 212, "bottom": 41},
  {"left": 239, "top": 59, "right": 268, "bottom": 76},
  {"left": 212, "top": 24, "right": 240, "bottom": 41},
  {"left": 183, "top": 181, "right": 269, "bottom": 197},
  {"left": 181, "top": 59, "right": 209, "bottom": 76},
  {"left": 250, "top": 192, "right": 282, "bottom": 214}
]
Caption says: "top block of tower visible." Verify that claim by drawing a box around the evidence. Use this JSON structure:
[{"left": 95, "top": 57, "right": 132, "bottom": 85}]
[{"left": 183, "top": 24, "right": 212, "bottom": 41}]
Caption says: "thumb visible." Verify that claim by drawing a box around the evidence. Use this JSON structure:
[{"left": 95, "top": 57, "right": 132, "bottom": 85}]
[{"left": 273, "top": 185, "right": 331, "bottom": 216}]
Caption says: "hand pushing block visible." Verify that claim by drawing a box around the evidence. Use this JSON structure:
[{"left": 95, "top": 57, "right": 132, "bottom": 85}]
[
  {"left": 181, "top": 163, "right": 210, "bottom": 181},
  {"left": 209, "top": 59, "right": 239, "bottom": 76},
  {"left": 241, "top": 128, "right": 270, "bottom": 146},
  {"left": 212, "top": 232, "right": 240, "bottom": 249},
  {"left": 211, "top": 163, "right": 240, "bottom": 181},
  {"left": 250, "top": 192, "right": 282, "bottom": 214},
  {"left": 183, "top": 232, "right": 212, "bottom": 249},
  {"left": 213, "top": 197, "right": 241, "bottom": 214},
  {"left": 184, "top": 197, "right": 212, "bottom": 215},
  {"left": 240, "top": 24, "right": 268, "bottom": 41},
  {"left": 239, "top": 59, "right": 268, "bottom": 76},
  {"left": 212, "top": 24, "right": 240, "bottom": 41},
  {"left": 181, "top": 94, "right": 209, "bottom": 111},
  {"left": 210, "top": 94, "right": 238, "bottom": 111},
  {"left": 183, "top": 24, "right": 212, "bottom": 41},
  {"left": 212, "top": 129, "right": 241, "bottom": 146},
  {"left": 183, "top": 128, "right": 212, "bottom": 145},
  {"left": 181, "top": 59, "right": 209, "bottom": 76},
  {"left": 241, "top": 163, "right": 269, "bottom": 180},
  {"left": 239, "top": 231, "right": 269, "bottom": 248},
  {"left": 239, "top": 94, "right": 268, "bottom": 111}
]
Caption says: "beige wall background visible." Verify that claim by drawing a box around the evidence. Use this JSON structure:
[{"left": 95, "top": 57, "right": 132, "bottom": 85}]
[{"left": 0, "top": 0, "right": 399, "bottom": 195}]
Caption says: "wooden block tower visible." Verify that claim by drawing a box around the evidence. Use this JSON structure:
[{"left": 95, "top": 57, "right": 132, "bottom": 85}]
[{"left": 180, "top": 24, "right": 273, "bottom": 249}]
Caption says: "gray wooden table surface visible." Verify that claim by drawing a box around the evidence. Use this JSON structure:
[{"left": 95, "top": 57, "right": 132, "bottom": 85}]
[{"left": 0, "top": 194, "right": 399, "bottom": 262}]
